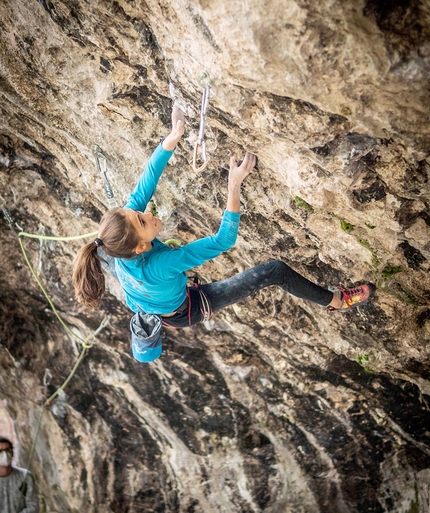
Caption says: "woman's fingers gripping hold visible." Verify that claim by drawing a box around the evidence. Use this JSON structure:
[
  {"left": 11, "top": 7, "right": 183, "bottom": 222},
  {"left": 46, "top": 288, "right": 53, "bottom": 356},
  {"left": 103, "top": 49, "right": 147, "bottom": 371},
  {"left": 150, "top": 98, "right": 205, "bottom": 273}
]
[
  {"left": 171, "top": 102, "right": 185, "bottom": 138},
  {"left": 237, "top": 152, "right": 257, "bottom": 181},
  {"left": 228, "top": 151, "right": 257, "bottom": 186},
  {"left": 242, "top": 152, "right": 257, "bottom": 173}
]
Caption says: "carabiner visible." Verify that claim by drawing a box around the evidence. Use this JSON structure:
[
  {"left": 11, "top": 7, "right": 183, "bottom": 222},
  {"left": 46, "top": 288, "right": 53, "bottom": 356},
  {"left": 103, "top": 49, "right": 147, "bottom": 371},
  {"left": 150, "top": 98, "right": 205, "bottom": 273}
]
[
  {"left": 193, "top": 140, "right": 209, "bottom": 172},
  {"left": 192, "top": 73, "right": 211, "bottom": 172}
]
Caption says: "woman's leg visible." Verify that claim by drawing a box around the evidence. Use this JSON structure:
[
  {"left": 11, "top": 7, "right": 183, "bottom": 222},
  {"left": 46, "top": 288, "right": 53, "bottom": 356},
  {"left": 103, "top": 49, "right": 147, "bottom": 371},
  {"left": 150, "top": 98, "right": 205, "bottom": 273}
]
[{"left": 200, "top": 260, "right": 334, "bottom": 312}]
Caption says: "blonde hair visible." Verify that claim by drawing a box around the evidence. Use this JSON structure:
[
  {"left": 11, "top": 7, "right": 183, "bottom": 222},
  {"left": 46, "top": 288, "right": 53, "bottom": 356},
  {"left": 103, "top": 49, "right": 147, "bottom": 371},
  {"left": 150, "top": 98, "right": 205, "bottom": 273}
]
[{"left": 72, "top": 208, "right": 140, "bottom": 307}]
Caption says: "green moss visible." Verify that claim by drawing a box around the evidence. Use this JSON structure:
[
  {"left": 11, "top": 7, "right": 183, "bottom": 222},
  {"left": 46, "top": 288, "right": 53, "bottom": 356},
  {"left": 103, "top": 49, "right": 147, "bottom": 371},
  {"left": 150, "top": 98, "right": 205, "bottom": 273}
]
[
  {"left": 406, "top": 483, "right": 419, "bottom": 513},
  {"left": 377, "top": 282, "right": 422, "bottom": 306},
  {"left": 371, "top": 253, "right": 381, "bottom": 269},
  {"left": 357, "top": 354, "right": 375, "bottom": 374},
  {"left": 357, "top": 354, "right": 369, "bottom": 366},
  {"left": 354, "top": 236, "right": 372, "bottom": 251},
  {"left": 294, "top": 196, "right": 314, "bottom": 213},
  {"left": 148, "top": 201, "right": 158, "bottom": 217},
  {"left": 323, "top": 210, "right": 417, "bottom": 306},
  {"left": 381, "top": 265, "right": 403, "bottom": 279},
  {"left": 340, "top": 219, "right": 354, "bottom": 233},
  {"left": 353, "top": 236, "right": 381, "bottom": 271}
]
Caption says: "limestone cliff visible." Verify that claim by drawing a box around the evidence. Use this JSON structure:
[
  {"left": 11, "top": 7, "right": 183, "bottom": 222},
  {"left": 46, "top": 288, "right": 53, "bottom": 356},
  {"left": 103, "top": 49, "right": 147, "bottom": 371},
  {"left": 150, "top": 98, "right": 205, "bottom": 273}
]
[{"left": 0, "top": 1, "right": 429, "bottom": 512}]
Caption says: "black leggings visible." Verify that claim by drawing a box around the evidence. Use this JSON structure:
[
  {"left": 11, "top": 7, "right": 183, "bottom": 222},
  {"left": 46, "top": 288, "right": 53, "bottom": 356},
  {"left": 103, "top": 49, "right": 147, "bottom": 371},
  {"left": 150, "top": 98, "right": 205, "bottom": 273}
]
[{"left": 162, "top": 260, "right": 334, "bottom": 328}]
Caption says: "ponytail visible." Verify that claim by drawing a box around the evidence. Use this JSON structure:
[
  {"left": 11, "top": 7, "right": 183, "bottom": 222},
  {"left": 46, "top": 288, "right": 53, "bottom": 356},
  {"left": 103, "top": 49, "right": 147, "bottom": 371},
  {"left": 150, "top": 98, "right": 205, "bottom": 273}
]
[
  {"left": 73, "top": 208, "right": 141, "bottom": 308},
  {"left": 72, "top": 242, "right": 106, "bottom": 308}
]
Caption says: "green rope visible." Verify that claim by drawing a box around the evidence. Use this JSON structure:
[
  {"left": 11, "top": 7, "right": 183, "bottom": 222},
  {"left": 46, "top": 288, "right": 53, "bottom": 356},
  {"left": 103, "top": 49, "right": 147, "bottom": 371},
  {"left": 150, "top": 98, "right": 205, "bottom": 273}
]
[
  {"left": 18, "top": 231, "right": 98, "bottom": 241},
  {"left": 44, "top": 315, "right": 110, "bottom": 405},
  {"left": 13, "top": 229, "right": 110, "bottom": 501},
  {"left": 16, "top": 228, "right": 111, "bottom": 396},
  {"left": 15, "top": 312, "right": 109, "bottom": 512},
  {"left": 164, "top": 238, "right": 182, "bottom": 248},
  {"left": 2, "top": 201, "right": 112, "bottom": 504},
  {"left": 18, "top": 237, "right": 93, "bottom": 348}
]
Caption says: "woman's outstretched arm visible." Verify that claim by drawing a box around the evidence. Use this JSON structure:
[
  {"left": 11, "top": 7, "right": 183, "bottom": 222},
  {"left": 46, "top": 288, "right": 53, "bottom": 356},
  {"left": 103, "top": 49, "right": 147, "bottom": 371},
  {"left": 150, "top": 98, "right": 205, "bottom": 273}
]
[
  {"left": 152, "top": 152, "right": 257, "bottom": 278},
  {"left": 125, "top": 104, "right": 185, "bottom": 212}
]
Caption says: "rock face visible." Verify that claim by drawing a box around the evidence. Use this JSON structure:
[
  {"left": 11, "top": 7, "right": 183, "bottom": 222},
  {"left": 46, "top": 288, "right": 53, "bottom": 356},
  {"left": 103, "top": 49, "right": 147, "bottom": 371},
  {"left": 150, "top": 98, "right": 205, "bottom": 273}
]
[{"left": 0, "top": 1, "right": 429, "bottom": 512}]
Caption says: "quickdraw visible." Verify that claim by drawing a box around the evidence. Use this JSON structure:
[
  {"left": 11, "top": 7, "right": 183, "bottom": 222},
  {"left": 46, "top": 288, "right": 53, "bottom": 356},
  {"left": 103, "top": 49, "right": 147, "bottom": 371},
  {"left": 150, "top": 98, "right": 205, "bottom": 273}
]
[
  {"left": 1, "top": 204, "right": 19, "bottom": 236},
  {"left": 192, "top": 71, "right": 211, "bottom": 172},
  {"left": 93, "top": 144, "right": 118, "bottom": 209},
  {"left": 0, "top": 194, "right": 21, "bottom": 236},
  {"left": 198, "top": 288, "right": 212, "bottom": 321}
]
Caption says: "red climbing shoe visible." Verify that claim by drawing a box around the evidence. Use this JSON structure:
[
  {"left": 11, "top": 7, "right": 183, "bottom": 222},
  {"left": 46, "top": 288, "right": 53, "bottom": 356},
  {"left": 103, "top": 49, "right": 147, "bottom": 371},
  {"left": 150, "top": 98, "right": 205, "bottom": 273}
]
[{"left": 327, "top": 284, "right": 371, "bottom": 312}]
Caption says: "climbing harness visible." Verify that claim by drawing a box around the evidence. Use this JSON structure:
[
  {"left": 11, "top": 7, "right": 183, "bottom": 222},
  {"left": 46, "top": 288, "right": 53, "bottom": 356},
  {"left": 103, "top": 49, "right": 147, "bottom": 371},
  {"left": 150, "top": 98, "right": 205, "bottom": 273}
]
[
  {"left": 93, "top": 144, "right": 118, "bottom": 209},
  {"left": 161, "top": 277, "right": 212, "bottom": 328},
  {"left": 192, "top": 71, "right": 211, "bottom": 172},
  {"left": 193, "top": 276, "right": 213, "bottom": 321}
]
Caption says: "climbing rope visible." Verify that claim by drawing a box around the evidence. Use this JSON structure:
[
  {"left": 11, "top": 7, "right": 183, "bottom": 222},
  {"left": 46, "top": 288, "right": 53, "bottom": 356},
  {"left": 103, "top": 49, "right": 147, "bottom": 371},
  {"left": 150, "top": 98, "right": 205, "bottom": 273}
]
[
  {"left": 1, "top": 203, "right": 107, "bottom": 368},
  {"left": 13, "top": 304, "right": 106, "bottom": 513},
  {"left": 192, "top": 71, "right": 211, "bottom": 172},
  {"left": 17, "top": 235, "right": 97, "bottom": 348},
  {"left": 164, "top": 238, "right": 182, "bottom": 248},
  {"left": 1, "top": 203, "right": 110, "bottom": 513},
  {"left": 17, "top": 231, "right": 98, "bottom": 241},
  {"left": 44, "top": 315, "right": 110, "bottom": 405}
]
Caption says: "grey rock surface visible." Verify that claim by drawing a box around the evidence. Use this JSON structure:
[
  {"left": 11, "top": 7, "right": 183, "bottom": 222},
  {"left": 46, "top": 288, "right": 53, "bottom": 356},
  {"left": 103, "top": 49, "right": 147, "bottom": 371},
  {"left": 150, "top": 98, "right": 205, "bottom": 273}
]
[{"left": 0, "top": 1, "right": 429, "bottom": 512}]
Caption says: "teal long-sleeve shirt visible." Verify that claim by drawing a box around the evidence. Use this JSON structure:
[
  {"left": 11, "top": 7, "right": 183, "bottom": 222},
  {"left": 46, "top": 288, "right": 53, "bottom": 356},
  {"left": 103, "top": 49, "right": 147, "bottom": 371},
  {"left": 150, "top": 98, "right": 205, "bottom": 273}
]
[{"left": 115, "top": 143, "right": 241, "bottom": 314}]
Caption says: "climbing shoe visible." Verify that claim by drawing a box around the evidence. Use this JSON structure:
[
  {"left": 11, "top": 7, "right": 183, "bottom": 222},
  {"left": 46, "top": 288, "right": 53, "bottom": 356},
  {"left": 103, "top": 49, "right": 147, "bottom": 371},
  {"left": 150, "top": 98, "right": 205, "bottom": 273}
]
[{"left": 327, "top": 284, "right": 371, "bottom": 312}]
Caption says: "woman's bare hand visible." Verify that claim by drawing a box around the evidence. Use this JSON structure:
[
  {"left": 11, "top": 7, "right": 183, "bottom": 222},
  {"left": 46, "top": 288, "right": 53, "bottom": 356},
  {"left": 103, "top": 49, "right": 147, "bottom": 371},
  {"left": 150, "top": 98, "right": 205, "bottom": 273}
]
[
  {"left": 228, "top": 152, "right": 257, "bottom": 188},
  {"left": 162, "top": 102, "right": 185, "bottom": 151},
  {"left": 171, "top": 102, "right": 185, "bottom": 139},
  {"left": 226, "top": 152, "right": 257, "bottom": 213}
]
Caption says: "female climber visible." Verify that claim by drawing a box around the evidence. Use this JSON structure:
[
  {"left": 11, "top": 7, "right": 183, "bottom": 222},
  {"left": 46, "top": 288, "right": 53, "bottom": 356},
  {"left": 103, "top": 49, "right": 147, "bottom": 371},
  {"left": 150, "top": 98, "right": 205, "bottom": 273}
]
[{"left": 72, "top": 103, "right": 371, "bottom": 363}]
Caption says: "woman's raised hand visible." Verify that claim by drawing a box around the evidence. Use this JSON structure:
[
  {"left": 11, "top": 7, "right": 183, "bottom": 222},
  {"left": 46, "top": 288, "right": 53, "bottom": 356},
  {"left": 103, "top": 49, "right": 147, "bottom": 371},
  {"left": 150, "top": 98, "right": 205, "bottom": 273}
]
[
  {"left": 226, "top": 152, "right": 257, "bottom": 213},
  {"left": 229, "top": 152, "right": 257, "bottom": 188},
  {"left": 171, "top": 102, "right": 185, "bottom": 139},
  {"left": 162, "top": 102, "right": 185, "bottom": 151}
]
